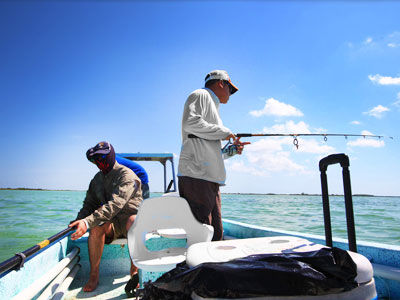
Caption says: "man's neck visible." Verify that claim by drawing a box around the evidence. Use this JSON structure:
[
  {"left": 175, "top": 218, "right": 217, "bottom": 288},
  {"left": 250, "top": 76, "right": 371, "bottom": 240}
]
[{"left": 205, "top": 87, "right": 221, "bottom": 106}]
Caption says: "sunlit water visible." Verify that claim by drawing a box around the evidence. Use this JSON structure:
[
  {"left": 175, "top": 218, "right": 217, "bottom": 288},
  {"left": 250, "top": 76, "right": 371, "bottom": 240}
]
[{"left": 0, "top": 190, "right": 399, "bottom": 262}]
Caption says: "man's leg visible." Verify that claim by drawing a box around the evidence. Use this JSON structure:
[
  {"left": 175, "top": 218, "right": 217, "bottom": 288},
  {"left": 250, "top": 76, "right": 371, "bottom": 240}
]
[
  {"left": 125, "top": 215, "right": 138, "bottom": 276},
  {"left": 211, "top": 188, "right": 223, "bottom": 241},
  {"left": 178, "top": 176, "right": 220, "bottom": 239},
  {"left": 125, "top": 215, "right": 139, "bottom": 287},
  {"left": 84, "top": 222, "right": 114, "bottom": 292}
]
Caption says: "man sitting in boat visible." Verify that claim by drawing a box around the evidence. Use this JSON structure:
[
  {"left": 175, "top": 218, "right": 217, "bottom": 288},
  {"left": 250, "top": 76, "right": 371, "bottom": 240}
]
[{"left": 69, "top": 141, "right": 143, "bottom": 292}]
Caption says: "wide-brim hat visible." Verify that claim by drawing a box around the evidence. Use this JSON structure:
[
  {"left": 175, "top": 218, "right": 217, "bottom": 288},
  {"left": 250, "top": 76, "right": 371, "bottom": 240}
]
[{"left": 204, "top": 70, "right": 238, "bottom": 94}]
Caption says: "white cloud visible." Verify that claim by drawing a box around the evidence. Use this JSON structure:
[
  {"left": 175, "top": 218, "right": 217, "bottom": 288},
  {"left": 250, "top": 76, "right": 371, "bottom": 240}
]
[
  {"left": 262, "top": 120, "right": 328, "bottom": 137},
  {"left": 347, "top": 138, "right": 385, "bottom": 148},
  {"left": 347, "top": 130, "right": 385, "bottom": 148},
  {"left": 350, "top": 32, "right": 400, "bottom": 50},
  {"left": 225, "top": 160, "right": 269, "bottom": 177},
  {"left": 364, "top": 37, "right": 373, "bottom": 45},
  {"left": 262, "top": 120, "right": 311, "bottom": 134},
  {"left": 348, "top": 31, "right": 400, "bottom": 56},
  {"left": 387, "top": 43, "right": 399, "bottom": 48},
  {"left": 260, "top": 120, "right": 334, "bottom": 153},
  {"left": 361, "top": 130, "right": 374, "bottom": 135},
  {"left": 350, "top": 121, "right": 361, "bottom": 125},
  {"left": 231, "top": 121, "right": 335, "bottom": 176},
  {"left": 368, "top": 74, "right": 400, "bottom": 85},
  {"left": 295, "top": 139, "right": 335, "bottom": 154},
  {"left": 392, "top": 92, "right": 400, "bottom": 109},
  {"left": 363, "top": 105, "right": 390, "bottom": 119},
  {"left": 387, "top": 32, "right": 400, "bottom": 48},
  {"left": 250, "top": 98, "right": 303, "bottom": 117},
  {"left": 246, "top": 143, "right": 306, "bottom": 173}
]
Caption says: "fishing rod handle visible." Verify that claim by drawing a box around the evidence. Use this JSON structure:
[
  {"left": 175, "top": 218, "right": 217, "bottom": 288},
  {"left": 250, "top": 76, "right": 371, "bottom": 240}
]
[
  {"left": 236, "top": 133, "right": 253, "bottom": 137},
  {"left": 188, "top": 133, "right": 253, "bottom": 139}
]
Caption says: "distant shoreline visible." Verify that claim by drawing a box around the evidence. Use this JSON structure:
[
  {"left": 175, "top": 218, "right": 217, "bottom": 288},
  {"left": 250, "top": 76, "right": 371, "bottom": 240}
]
[
  {"left": 220, "top": 192, "right": 400, "bottom": 197},
  {"left": 0, "top": 188, "right": 78, "bottom": 192},
  {"left": 1, "top": 188, "right": 398, "bottom": 197}
]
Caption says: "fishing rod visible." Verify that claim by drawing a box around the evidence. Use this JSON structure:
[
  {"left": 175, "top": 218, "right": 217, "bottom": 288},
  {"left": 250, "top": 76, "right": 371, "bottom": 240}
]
[
  {"left": 0, "top": 226, "right": 75, "bottom": 275},
  {"left": 188, "top": 133, "right": 393, "bottom": 149},
  {"left": 235, "top": 133, "right": 394, "bottom": 149}
]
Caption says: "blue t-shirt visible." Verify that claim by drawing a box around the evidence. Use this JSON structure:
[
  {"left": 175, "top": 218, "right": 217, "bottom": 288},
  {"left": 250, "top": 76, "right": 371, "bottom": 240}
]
[{"left": 116, "top": 155, "right": 149, "bottom": 184}]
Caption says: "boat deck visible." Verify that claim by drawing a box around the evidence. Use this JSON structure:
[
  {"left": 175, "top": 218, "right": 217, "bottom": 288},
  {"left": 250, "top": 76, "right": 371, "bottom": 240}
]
[{"left": 66, "top": 274, "right": 134, "bottom": 299}]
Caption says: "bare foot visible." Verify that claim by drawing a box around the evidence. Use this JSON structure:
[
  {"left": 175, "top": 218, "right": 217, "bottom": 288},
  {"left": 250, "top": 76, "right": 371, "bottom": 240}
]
[{"left": 83, "top": 273, "right": 99, "bottom": 292}]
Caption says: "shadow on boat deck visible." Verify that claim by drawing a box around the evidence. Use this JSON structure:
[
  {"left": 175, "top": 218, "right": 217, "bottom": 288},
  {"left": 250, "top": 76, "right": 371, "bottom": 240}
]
[{"left": 66, "top": 274, "right": 135, "bottom": 299}]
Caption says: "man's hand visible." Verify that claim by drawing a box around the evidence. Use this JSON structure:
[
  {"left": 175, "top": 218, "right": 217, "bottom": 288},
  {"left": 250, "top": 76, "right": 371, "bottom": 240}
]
[
  {"left": 223, "top": 133, "right": 236, "bottom": 140},
  {"left": 69, "top": 219, "right": 88, "bottom": 240},
  {"left": 233, "top": 137, "right": 251, "bottom": 155}
]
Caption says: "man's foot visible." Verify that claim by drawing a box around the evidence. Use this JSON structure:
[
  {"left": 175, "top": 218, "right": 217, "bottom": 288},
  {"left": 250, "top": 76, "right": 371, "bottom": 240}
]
[
  {"left": 130, "top": 263, "right": 139, "bottom": 288},
  {"left": 125, "top": 273, "right": 139, "bottom": 297},
  {"left": 83, "top": 273, "right": 99, "bottom": 292}
]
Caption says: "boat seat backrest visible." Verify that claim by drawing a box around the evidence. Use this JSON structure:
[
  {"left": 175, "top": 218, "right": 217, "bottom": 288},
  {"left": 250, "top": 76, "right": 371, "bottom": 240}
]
[{"left": 127, "top": 196, "right": 214, "bottom": 265}]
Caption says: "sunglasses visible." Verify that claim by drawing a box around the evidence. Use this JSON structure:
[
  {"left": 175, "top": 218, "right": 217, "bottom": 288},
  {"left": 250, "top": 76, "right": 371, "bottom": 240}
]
[
  {"left": 223, "top": 81, "right": 233, "bottom": 94},
  {"left": 88, "top": 154, "right": 107, "bottom": 164},
  {"left": 86, "top": 142, "right": 111, "bottom": 163}
]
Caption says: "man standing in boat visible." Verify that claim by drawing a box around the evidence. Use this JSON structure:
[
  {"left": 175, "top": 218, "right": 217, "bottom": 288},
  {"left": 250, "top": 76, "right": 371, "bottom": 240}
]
[
  {"left": 69, "top": 141, "right": 143, "bottom": 292},
  {"left": 178, "top": 70, "right": 249, "bottom": 241}
]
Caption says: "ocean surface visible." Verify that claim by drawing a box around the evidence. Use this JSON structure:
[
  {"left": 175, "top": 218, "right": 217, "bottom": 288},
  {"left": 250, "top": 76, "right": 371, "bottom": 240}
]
[{"left": 0, "top": 190, "right": 399, "bottom": 262}]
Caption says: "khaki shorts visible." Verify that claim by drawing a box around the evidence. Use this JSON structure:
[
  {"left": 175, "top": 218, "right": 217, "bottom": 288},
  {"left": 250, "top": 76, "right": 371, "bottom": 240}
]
[{"left": 104, "top": 211, "right": 137, "bottom": 244}]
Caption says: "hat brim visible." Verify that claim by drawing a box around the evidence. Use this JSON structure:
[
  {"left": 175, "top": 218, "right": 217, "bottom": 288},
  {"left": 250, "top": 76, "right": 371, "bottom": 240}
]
[{"left": 228, "top": 80, "right": 238, "bottom": 95}]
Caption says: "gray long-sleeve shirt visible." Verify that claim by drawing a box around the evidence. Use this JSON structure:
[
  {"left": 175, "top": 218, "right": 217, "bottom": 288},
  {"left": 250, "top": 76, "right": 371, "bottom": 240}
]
[
  {"left": 76, "top": 162, "right": 143, "bottom": 228},
  {"left": 178, "top": 88, "right": 232, "bottom": 185}
]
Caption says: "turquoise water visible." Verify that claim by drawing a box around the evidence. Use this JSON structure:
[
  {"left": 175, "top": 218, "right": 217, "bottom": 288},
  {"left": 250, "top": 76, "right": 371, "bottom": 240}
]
[{"left": 0, "top": 190, "right": 399, "bottom": 262}]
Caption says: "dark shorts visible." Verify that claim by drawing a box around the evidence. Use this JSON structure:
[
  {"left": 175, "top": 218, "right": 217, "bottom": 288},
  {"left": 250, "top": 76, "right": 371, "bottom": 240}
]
[
  {"left": 104, "top": 211, "right": 137, "bottom": 244},
  {"left": 178, "top": 176, "right": 223, "bottom": 241}
]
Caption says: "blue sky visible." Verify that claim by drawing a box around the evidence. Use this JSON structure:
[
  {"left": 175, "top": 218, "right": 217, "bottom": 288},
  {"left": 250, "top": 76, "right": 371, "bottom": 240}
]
[{"left": 0, "top": 1, "right": 399, "bottom": 196}]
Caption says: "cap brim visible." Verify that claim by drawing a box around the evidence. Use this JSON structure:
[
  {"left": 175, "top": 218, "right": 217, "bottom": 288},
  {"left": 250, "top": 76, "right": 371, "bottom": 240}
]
[{"left": 228, "top": 80, "right": 238, "bottom": 94}]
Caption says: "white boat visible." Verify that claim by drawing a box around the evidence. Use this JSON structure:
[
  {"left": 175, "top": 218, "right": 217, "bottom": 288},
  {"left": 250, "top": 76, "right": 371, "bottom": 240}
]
[{"left": 0, "top": 153, "right": 399, "bottom": 299}]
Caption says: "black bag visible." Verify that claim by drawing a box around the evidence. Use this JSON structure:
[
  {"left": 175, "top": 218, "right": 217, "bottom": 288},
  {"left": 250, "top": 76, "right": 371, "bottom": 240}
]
[{"left": 141, "top": 247, "right": 357, "bottom": 299}]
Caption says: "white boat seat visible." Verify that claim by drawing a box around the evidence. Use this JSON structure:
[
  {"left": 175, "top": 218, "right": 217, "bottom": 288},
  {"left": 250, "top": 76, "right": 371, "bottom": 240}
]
[
  {"left": 127, "top": 196, "right": 214, "bottom": 273},
  {"left": 110, "top": 230, "right": 187, "bottom": 246},
  {"left": 187, "top": 236, "right": 319, "bottom": 267},
  {"left": 110, "top": 238, "right": 127, "bottom": 245},
  {"left": 156, "top": 228, "right": 187, "bottom": 239}
]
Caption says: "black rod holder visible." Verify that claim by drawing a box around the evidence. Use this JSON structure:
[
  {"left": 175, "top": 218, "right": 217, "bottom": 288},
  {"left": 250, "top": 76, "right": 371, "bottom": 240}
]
[{"left": 319, "top": 153, "right": 357, "bottom": 252}]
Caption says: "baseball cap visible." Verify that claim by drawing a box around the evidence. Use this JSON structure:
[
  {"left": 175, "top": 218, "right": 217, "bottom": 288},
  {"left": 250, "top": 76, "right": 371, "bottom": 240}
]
[
  {"left": 86, "top": 141, "right": 113, "bottom": 162},
  {"left": 86, "top": 141, "right": 116, "bottom": 174},
  {"left": 204, "top": 70, "right": 238, "bottom": 94}
]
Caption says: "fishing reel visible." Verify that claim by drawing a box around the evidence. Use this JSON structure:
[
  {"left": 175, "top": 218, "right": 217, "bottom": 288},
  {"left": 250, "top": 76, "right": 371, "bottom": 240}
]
[{"left": 222, "top": 139, "right": 239, "bottom": 156}]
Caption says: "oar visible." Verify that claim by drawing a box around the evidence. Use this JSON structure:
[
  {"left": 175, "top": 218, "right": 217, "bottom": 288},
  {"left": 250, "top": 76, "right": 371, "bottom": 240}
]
[{"left": 0, "top": 226, "right": 75, "bottom": 275}]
